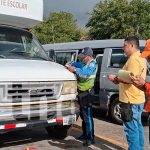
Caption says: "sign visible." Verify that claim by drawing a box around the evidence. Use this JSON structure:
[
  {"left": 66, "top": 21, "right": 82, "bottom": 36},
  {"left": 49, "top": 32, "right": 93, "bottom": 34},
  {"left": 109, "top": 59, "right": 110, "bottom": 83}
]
[{"left": 0, "top": 0, "right": 43, "bottom": 28}]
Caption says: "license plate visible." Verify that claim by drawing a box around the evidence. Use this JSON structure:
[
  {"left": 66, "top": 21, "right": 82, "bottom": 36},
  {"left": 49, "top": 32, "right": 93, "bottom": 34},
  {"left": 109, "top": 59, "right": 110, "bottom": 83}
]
[{"left": 63, "top": 115, "right": 76, "bottom": 125}]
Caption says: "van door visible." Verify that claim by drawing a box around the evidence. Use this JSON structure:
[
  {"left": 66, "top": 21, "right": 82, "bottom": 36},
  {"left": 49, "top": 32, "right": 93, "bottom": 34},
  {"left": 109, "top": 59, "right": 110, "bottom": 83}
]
[
  {"left": 55, "top": 50, "right": 78, "bottom": 65},
  {"left": 100, "top": 48, "right": 127, "bottom": 91},
  {"left": 94, "top": 54, "right": 103, "bottom": 94}
]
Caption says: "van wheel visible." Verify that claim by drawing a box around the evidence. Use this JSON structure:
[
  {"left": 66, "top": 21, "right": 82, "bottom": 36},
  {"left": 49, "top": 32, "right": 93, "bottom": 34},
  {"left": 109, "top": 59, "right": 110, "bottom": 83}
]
[
  {"left": 109, "top": 98, "right": 122, "bottom": 124},
  {"left": 46, "top": 125, "right": 71, "bottom": 139}
]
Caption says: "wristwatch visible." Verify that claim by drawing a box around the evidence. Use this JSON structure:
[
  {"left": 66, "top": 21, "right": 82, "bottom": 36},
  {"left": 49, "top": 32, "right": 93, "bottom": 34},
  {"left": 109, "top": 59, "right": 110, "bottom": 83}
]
[{"left": 114, "top": 76, "right": 118, "bottom": 82}]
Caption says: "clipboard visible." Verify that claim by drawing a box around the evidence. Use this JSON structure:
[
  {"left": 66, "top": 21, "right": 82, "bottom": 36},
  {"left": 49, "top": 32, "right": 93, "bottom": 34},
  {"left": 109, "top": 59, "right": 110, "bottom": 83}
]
[{"left": 118, "top": 70, "right": 134, "bottom": 83}]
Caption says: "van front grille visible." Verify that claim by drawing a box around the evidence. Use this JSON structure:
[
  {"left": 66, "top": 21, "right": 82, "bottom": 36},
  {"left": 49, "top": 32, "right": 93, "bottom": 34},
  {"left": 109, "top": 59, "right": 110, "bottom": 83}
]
[{"left": 4, "top": 82, "right": 62, "bottom": 103}]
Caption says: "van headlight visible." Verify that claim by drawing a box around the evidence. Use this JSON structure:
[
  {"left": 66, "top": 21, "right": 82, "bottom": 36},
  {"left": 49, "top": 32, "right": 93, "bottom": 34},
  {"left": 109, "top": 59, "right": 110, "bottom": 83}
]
[{"left": 62, "top": 81, "right": 77, "bottom": 94}]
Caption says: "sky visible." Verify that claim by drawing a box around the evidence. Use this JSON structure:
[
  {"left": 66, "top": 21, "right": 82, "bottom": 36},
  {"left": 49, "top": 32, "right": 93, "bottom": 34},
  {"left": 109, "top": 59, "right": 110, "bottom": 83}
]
[{"left": 44, "top": 0, "right": 100, "bottom": 27}]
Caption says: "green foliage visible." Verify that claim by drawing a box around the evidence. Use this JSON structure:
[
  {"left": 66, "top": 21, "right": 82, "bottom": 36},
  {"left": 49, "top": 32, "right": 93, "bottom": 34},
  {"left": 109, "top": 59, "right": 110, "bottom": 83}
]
[
  {"left": 31, "top": 12, "right": 80, "bottom": 44},
  {"left": 86, "top": 0, "right": 150, "bottom": 39}
]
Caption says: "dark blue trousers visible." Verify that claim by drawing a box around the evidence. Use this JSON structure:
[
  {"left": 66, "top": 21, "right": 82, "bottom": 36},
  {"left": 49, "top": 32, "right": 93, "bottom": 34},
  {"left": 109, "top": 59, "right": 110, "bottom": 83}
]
[
  {"left": 78, "top": 91, "right": 94, "bottom": 141},
  {"left": 80, "top": 106, "right": 94, "bottom": 140}
]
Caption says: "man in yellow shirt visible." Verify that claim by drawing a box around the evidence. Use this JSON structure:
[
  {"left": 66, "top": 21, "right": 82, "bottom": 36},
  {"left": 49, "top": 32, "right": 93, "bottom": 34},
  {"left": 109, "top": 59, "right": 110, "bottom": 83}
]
[{"left": 108, "top": 36, "right": 146, "bottom": 150}]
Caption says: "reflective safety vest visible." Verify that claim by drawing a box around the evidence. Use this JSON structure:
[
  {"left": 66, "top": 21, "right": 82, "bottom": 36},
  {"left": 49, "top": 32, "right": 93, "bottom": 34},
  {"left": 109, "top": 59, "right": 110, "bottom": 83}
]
[{"left": 77, "top": 59, "right": 97, "bottom": 91}]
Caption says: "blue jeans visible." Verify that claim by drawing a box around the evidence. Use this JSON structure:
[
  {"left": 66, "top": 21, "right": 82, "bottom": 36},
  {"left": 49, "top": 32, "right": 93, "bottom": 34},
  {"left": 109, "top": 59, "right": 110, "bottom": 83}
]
[{"left": 123, "top": 104, "right": 144, "bottom": 150}]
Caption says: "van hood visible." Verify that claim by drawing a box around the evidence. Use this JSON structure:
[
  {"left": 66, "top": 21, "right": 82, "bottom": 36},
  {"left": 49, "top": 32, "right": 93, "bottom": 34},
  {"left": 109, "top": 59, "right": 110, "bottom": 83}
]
[{"left": 0, "top": 59, "right": 76, "bottom": 82}]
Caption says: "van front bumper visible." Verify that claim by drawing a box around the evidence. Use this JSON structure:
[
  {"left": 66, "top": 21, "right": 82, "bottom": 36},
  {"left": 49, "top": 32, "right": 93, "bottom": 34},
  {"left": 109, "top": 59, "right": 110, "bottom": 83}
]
[{"left": 0, "top": 100, "right": 80, "bottom": 133}]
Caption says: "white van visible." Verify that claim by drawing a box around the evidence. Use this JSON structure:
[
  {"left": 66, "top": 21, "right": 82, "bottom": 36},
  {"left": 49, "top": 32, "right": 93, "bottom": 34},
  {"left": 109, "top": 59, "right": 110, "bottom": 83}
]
[{"left": 0, "top": 0, "right": 79, "bottom": 139}]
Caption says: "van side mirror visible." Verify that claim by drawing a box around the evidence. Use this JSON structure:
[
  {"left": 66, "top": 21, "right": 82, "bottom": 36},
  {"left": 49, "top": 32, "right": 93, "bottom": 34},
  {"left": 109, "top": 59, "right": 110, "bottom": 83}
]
[{"left": 47, "top": 49, "right": 56, "bottom": 62}]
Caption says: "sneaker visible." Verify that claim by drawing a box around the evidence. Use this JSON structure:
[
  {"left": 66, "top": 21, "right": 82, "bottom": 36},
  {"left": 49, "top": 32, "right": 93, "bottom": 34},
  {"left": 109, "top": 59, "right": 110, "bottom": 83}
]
[
  {"left": 83, "top": 139, "right": 95, "bottom": 146},
  {"left": 78, "top": 135, "right": 87, "bottom": 140}
]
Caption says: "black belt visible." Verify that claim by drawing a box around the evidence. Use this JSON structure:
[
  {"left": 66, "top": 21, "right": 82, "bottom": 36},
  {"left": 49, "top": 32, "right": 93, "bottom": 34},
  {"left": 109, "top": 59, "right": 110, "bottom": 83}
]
[{"left": 78, "top": 89, "right": 91, "bottom": 94}]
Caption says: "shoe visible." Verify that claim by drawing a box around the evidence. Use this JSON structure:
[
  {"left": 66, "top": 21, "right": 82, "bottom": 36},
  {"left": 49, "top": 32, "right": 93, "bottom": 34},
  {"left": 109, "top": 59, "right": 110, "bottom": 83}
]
[
  {"left": 83, "top": 140, "right": 95, "bottom": 146},
  {"left": 78, "top": 135, "right": 87, "bottom": 140}
]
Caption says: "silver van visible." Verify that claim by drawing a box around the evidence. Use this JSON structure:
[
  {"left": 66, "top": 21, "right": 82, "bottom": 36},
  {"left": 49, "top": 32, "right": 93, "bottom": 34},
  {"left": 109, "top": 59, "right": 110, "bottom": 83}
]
[{"left": 43, "top": 39, "right": 147, "bottom": 124}]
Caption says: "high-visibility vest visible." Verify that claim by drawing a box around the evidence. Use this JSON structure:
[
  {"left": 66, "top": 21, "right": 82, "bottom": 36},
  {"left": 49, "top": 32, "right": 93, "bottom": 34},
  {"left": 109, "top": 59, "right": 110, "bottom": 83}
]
[{"left": 77, "top": 59, "right": 97, "bottom": 91}]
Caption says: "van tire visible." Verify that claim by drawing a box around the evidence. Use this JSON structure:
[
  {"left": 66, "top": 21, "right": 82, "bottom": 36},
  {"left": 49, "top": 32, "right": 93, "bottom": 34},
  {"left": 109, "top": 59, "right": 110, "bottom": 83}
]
[
  {"left": 46, "top": 125, "right": 71, "bottom": 139},
  {"left": 109, "top": 98, "right": 122, "bottom": 124}
]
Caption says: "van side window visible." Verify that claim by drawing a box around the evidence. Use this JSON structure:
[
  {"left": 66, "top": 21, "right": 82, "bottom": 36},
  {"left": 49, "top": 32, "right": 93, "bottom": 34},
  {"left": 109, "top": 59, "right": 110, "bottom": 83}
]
[{"left": 110, "top": 49, "right": 127, "bottom": 68}]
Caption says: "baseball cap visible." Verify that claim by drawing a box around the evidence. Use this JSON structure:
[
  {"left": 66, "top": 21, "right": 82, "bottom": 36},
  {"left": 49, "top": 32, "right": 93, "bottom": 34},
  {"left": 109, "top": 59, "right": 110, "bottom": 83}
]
[
  {"left": 140, "top": 39, "right": 150, "bottom": 58},
  {"left": 78, "top": 47, "right": 93, "bottom": 58}
]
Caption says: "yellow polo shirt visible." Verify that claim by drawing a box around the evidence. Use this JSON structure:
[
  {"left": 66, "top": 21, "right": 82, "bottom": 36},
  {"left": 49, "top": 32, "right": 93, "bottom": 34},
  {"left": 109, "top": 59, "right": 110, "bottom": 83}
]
[{"left": 119, "top": 51, "right": 147, "bottom": 104}]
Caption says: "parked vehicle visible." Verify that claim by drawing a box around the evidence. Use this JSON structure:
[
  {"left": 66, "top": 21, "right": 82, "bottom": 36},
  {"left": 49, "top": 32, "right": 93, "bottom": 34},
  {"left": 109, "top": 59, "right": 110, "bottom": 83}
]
[
  {"left": 0, "top": 0, "right": 79, "bottom": 139},
  {"left": 43, "top": 39, "right": 147, "bottom": 124}
]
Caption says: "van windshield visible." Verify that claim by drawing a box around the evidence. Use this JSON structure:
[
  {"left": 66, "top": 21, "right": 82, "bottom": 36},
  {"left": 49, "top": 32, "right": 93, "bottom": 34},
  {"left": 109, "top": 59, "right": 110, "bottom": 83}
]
[{"left": 0, "top": 26, "right": 49, "bottom": 61}]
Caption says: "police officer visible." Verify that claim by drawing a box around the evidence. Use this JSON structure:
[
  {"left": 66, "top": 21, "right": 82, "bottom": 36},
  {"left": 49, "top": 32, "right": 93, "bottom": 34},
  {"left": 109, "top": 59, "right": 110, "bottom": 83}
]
[{"left": 66, "top": 47, "right": 97, "bottom": 146}]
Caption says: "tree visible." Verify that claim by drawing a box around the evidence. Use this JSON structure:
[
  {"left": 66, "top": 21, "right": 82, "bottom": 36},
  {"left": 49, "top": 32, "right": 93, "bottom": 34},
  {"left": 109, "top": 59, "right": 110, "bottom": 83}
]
[
  {"left": 31, "top": 12, "right": 80, "bottom": 44},
  {"left": 86, "top": 0, "right": 150, "bottom": 40},
  {"left": 79, "top": 27, "right": 91, "bottom": 41}
]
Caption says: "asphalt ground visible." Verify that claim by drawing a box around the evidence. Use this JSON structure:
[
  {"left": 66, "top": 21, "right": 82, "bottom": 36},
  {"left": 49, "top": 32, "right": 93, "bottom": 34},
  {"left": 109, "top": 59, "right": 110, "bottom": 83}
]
[
  {"left": 0, "top": 125, "right": 127, "bottom": 150},
  {"left": 0, "top": 111, "right": 149, "bottom": 150}
]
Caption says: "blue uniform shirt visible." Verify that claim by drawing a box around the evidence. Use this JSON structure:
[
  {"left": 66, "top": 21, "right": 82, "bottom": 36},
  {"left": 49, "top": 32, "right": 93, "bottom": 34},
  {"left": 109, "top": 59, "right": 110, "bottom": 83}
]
[{"left": 71, "top": 61, "right": 96, "bottom": 77}]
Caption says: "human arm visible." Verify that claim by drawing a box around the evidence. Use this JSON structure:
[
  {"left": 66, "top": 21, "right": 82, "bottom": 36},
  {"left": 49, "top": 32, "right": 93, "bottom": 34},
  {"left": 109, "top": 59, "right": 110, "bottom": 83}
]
[
  {"left": 65, "top": 61, "right": 84, "bottom": 68},
  {"left": 65, "top": 61, "right": 85, "bottom": 73},
  {"left": 75, "top": 61, "right": 96, "bottom": 76},
  {"left": 107, "top": 74, "right": 119, "bottom": 84},
  {"left": 107, "top": 74, "right": 129, "bottom": 84},
  {"left": 67, "top": 66, "right": 76, "bottom": 73},
  {"left": 67, "top": 61, "right": 96, "bottom": 76},
  {"left": 132, "top": 75, "right": 150, "bottom": 93},
  {"left": 132, "top": 75, "right": 146, "bottom": 88},
  {"left": 70, "top": 61, "right": 84, "bottom": 68}
]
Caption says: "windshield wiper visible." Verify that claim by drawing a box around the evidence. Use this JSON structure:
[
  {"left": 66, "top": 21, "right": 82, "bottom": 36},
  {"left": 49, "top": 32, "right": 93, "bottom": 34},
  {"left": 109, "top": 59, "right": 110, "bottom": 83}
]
[
  {"left": 10, "top": 50, "right": 33, "bottom": 57},
  {"left": 10, "top": 50, "right": 48, "bottom": 61},
  {"left": 10, "top": 50, "right": 30, "bottom": 54}
]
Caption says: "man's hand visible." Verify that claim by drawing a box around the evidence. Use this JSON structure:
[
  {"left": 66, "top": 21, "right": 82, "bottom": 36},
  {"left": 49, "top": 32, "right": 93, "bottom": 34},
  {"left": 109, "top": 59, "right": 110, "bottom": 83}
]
[
  {"left": 132, "top": 75, "right": 146, "bottom": 88},
  {"left": 107, "top": 74, "right": 119, "bottom": 84},
  {"left": 65, "top": 62, "right": 71, "bottom": 67},
  {"left": 107, "top": 74, "right": 116, "bottom": 81},
  {"left": 68, "top": 66, "right": 76, "bottom": 73}
]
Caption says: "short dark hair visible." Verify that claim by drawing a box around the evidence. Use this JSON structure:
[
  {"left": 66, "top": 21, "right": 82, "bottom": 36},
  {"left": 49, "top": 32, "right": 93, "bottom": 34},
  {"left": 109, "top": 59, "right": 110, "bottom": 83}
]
[{"left": 124, "top": 36, "right": 139, "bottom": 49}]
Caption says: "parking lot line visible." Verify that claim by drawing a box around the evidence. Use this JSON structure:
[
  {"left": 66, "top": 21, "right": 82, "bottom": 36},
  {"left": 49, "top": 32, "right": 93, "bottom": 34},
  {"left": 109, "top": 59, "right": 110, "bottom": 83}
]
[{"left": 72, "top": 126, "right": 128, "bottom": 149}]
